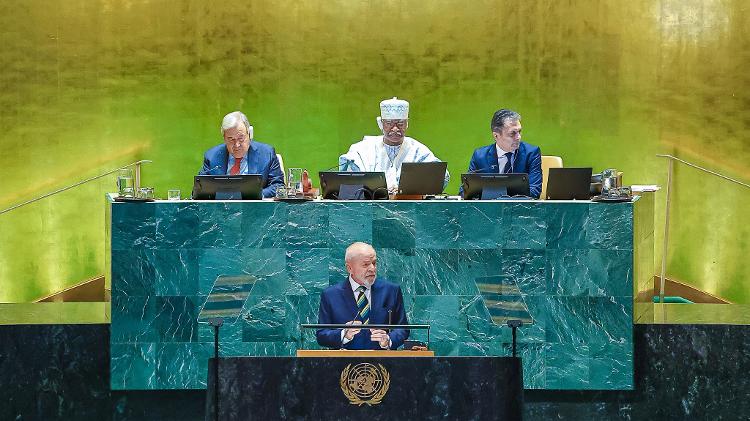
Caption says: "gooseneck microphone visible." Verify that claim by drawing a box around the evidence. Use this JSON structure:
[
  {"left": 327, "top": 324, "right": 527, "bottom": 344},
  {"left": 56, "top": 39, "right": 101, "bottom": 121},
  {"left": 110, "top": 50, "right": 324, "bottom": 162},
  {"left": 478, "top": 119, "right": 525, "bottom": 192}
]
[
  {"left": 320, "top": 159, "right": 355, "bottom": 172},
  {"left": 467, "top": 164, "right": 499, "bottom": 174}
]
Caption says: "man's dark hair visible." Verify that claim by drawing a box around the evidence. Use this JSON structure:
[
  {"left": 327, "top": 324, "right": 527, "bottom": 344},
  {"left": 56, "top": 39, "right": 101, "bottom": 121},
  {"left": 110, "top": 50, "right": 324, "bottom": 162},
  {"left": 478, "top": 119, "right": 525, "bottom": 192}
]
[{"left": 491, "top": 109, "right": 521, "bottom": 133}]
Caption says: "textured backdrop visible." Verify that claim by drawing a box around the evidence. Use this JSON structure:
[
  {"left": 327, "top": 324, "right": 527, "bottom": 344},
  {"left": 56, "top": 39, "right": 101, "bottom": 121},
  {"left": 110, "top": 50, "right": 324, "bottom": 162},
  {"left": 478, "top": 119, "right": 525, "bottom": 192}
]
[{"left": 0, "top": 0, "right": 748, "bottom": 303}]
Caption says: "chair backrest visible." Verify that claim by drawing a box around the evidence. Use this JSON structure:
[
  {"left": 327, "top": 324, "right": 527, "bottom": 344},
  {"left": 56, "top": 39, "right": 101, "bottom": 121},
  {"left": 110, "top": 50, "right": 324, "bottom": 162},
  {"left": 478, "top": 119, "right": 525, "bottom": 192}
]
[
  {"left": 541, "top": 155, "right": 563, "bottom": 199},
  {"left": 277, "top": 153, "right": 285, "bottom": 184}
]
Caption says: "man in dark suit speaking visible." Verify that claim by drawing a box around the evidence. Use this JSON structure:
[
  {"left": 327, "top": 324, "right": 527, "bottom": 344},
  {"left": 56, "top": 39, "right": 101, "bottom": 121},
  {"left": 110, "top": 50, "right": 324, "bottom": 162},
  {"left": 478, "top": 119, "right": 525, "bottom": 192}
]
[
  {"left": 198, "top": 111, "right": 284, "bottom": 198},
  {"left": 316, "top": 242, "right": 409, "bottom": 350}
]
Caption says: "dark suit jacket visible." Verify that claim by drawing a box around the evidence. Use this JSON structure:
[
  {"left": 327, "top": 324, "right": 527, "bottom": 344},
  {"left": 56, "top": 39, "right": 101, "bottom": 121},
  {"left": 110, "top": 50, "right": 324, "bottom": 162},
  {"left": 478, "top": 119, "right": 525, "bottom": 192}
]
[
  {"left": 316, "top": 278, "right": 409, "bottom": 350},
  {"left": 199, "top": 141, "right": 284, "bottom": 198},
  {"left": 463, "top": 141, "right": 543, "bottom": 199}
]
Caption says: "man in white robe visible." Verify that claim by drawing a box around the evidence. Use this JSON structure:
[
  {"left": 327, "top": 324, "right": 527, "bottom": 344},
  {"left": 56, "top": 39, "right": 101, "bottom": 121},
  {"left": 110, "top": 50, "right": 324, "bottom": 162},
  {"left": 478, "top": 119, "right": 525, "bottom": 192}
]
[{"left": 339, "top": 97, "right": 449, "bottom": 193}]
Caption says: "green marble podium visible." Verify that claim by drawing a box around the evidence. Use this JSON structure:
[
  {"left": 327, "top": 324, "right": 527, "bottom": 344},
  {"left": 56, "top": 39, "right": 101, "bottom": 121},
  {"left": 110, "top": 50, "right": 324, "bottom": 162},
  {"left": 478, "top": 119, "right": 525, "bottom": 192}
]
[{"left": 108, "top": 195, "right": 654, "bottom": 391}]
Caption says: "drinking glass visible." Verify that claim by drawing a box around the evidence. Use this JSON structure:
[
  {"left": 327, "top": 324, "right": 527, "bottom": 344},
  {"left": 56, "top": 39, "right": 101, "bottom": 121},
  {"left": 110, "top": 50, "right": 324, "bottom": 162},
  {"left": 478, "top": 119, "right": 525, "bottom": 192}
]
[
  {"left": 287, "top": 168, "right": 303, "bottom": 196},
  {"left": 117, "top": 168, "right": 134, "bottom": 197},
  {"left": 138, "top": 187, "right": 154, "bottom": 199},
  {"left": 168, "top": 189, "right": 181, "bottom": 201}
]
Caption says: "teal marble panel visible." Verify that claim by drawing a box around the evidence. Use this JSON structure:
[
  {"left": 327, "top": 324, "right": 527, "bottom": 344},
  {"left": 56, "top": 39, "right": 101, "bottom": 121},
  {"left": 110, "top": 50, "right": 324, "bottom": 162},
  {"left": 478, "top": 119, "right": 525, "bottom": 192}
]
[
  {"left": 285, "top": 204, "right": 328, "bottom": 248},
  {"left": 327, "top": 202, "right": 373, "bottom": 246},
  {"left": 241, "top": 295, "right": 288, "bottom": 342},
  {"left": 112, "top": 204, "right": 156, "bottom": 250},
  {"left": 545, "top": 204, "right": 590, "bottom": 249},
  {"left": 196, "top": 202, "right": 244, "bottom": 248},
  {"left": 504, "top": 203, "right": 547, "bottom": 249},
  {"left": 154, "top": 342, "right": 213, "bottom": 389},
  {"left": 544, "top": 296, "right": 591, "bottom": 344},
  {"left": 372, "top": 202, "right": 416, "bottom": 249},
  {"left": 587, "top": 296, "right": 632, "bottom": 349},
  {"left": 155, "top": 202, "right": 200, "bottom": 249},
  {"left": 413, "top": 203, "right": 462, "bottom": 249},
  {"left": 110, "top": 200, "right": 643, "bottom": 391},
  {"left": 589, "top": 342, "right": 633, "bottom": 390},
  {"left": 111, "top": 295, "right": 159, "bottom": 343},
  {"left": 546, "top": 343, "right": 590, "bottom": 389},
  {"left": 111, "top": 343, "right": 158, "bottom": 389},
  {"left": 155, "top": 296, "right": 203, "bottom": 342},
  {"left": 378, "top": 248, "right": 418, "bottom": 293},
  {"left": 412, "top": 249, "right": 472, "bottom": 295},
  {"left": 284, "top": 295, "right": 322, "bottom": 346},
  {"left": 286, "top": 248, "right": 329, "bottom": 296},
  {"left": 502, "top": 249, "right": 547, "bottom": 296},
  {"left": 111, "top": 249, "right": 156, "bottom": 296},
  {"left": 240, "top": 201, "right": 288, "bottom": 248},
  {"left": 452, "top": 202, "right": 505, "bottom": 248},
  {"left": 587, "top": 203, "right": 633, "bottom": 250},
  {"left": 152, "top": 249, "right": 200, "bottom": 296}
]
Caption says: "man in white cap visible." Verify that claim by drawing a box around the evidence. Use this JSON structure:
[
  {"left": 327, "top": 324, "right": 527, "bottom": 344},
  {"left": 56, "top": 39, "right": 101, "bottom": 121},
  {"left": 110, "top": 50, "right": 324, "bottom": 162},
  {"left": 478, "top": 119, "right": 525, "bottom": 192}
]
[{"left": 339, "top": 97, "right": 449, "bottom": 193}]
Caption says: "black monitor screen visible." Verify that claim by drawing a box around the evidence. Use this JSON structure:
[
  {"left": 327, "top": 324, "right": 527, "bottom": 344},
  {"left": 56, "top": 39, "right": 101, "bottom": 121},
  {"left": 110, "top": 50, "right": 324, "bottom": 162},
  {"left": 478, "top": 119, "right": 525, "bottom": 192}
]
[
  {"left": 319, "top": 172, "right": 388, "bottom": 200},
  {"left": 192, "top": 175, "right": 263, "bottom": 200},
  {"left": 461, "top": 173, "right": 530, "bottom": 200}
]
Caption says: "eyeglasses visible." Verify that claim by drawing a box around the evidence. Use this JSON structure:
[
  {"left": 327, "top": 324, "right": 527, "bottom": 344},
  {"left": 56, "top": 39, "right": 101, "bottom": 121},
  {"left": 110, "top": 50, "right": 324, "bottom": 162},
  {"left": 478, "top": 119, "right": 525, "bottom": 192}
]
[
  {"left": 225, "top": 132, "right": 248, "bottom": 145},
  {"left": 382, "top": 119, "right": 407, "bottom": 129}
]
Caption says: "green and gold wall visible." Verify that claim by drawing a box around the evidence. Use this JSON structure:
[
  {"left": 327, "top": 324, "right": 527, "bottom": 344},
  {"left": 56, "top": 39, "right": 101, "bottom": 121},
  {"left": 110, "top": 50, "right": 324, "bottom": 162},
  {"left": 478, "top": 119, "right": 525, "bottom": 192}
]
[{"left": 1, "top": 0, "right": 748, "bottom": 303}]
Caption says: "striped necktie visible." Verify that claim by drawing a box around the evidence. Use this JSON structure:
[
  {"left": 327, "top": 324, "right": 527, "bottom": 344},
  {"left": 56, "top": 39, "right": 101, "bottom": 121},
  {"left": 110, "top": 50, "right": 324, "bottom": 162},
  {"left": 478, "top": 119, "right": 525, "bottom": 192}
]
[
  {"left": 355, "top": 286, "right": 370, "bottom": 324},
  {"left": 502, "top": 152, "right": 513, "bottom": 174}
]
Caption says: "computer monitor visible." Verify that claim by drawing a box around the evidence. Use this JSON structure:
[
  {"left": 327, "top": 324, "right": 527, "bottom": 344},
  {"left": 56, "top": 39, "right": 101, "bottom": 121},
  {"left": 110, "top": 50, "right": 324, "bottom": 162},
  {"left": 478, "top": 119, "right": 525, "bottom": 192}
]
[
  {"left": 192, "top": 175, "right": 263, "bottom": 200},
  {"left": 319, "top": 172, "right": 388, "bottom": 200},
  {"left": 398, "top": 162, "right": 448, "bottom": 195},
  {"left": 545, "top": 168, "right": 593, "bottom": 200},
  {"left": 461, "top": 173, "right": 530, "bottom": 200}
]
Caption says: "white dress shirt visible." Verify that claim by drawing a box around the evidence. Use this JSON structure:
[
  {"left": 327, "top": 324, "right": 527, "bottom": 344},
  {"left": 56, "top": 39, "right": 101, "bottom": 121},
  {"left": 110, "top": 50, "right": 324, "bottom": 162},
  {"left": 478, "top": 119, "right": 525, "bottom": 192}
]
[{"left": 496, "top": 144, "right": 514, "bottom": 173}]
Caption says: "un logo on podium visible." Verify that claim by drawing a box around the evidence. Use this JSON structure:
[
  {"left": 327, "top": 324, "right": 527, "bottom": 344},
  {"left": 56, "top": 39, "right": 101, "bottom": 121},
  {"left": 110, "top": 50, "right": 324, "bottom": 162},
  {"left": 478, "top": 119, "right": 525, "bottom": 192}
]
[{"left": 340, "top": 363, "right": 390, "bottom": 406}]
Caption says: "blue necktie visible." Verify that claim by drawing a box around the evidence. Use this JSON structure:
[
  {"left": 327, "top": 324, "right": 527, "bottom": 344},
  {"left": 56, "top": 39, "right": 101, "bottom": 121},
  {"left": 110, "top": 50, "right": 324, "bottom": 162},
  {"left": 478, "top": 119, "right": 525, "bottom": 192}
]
[
  {"left": 355, "top": 286, "right": 370, "bottom": 324},
  {"left": 502, "top": 152, "right": 513, "bottom": 174}
]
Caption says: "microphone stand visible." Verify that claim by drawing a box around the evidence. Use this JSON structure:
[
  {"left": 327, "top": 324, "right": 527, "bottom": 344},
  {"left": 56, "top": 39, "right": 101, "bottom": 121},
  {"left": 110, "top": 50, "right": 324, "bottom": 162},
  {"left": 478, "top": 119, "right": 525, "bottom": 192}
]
[
  {"left": 506, "top": 319, "right": 522, "bottom": 357},
  {"left": 208, "top": 317, "right": 224, "bottom": 421}
]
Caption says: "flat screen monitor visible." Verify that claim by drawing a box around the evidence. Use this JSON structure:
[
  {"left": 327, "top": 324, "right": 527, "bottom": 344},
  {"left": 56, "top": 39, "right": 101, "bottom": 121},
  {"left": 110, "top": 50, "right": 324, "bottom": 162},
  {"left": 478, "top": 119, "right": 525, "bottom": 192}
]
[
  {"left": 319, "top": 172, "right": 388, "bottom": 200},
  {"left": 461, "top": 173, "right": 530, "bottom": 200},
  {"left": 397, "top": 162, "right": 448, "bottom": 195},
  {"left": 192, "top": 175, "right": 263, "bottom": 200},
  {"left": 545, "top": 168, "right": 593, "bottom": 200}
]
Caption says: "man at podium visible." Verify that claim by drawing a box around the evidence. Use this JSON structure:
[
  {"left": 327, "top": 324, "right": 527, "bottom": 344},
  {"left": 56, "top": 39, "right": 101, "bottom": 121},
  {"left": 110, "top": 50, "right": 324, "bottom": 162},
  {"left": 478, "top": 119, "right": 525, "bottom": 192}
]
[{"left": 316, "top": 242, "right": 409, "bottom": 350}]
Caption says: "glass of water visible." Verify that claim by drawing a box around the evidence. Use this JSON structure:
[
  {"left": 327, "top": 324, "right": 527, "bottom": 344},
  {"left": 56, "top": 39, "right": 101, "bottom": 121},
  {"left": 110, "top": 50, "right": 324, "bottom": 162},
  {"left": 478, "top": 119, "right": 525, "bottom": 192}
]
[
  {"left": 168, "top": 189, "right": 181, "bottom": 201},
  {"left": 117, "top": 168, "right": 134, "bottom": 197},
  {"left": 287, "top": 168, "right": 303, "bottom": 196}
]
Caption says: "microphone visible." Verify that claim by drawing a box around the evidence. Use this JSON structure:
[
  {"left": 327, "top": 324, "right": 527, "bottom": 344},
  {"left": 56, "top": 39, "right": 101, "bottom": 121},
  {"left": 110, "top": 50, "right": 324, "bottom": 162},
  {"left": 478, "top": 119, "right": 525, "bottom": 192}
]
[
  {"left": 320, "top": 159, "right": 354, "bottom": 172},
  {"left": 466, "top": 164, "right": 498, "bottom": 174},
  {"left": 201, "top": 164, "right": 223, "bottom": 175}
]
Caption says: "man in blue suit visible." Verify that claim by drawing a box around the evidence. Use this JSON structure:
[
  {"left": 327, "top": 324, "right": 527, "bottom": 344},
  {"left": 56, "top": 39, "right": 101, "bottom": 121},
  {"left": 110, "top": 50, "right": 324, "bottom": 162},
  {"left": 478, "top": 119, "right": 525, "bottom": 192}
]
[
  {"left": 317, "top": 242, "right": 409, "bottom": 350},
  {"left": 464, "top": 109, "right": 543, "bottom": 198},
  {"left": 199, "top": 111, "right": 284, "bottom": 198}
]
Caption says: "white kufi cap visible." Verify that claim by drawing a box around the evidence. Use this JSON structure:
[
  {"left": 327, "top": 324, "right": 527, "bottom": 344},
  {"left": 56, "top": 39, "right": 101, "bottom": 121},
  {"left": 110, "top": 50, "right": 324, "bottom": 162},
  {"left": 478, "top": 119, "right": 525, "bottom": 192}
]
[{"left": 379, "top": 97, "right": 409, "bottom": 120}]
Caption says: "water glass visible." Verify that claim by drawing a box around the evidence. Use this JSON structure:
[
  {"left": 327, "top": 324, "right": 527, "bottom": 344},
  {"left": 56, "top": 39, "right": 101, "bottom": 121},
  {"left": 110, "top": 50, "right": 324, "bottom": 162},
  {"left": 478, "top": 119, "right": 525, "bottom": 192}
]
[
  {"left": 138, "top": 187, "right": 154, "bottom": 200},
  {"left": 117, "top": 168, "right": 134, "bottom": 197},
  {"left": 168, "top": 189, "right": 181, "bottom": 201},
  {"left": 287, "top": 168, "right": 303, "bottom": 196},
  {"left": 275, "top": 186, "right": 288, "bottom": 199}
]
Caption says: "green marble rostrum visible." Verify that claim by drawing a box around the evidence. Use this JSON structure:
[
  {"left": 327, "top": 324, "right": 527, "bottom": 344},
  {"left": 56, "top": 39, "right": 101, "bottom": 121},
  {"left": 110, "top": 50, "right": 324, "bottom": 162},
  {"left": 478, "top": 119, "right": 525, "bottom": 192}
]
[{"left": 110, "top": 197, "right": 653, "bottom": 391}]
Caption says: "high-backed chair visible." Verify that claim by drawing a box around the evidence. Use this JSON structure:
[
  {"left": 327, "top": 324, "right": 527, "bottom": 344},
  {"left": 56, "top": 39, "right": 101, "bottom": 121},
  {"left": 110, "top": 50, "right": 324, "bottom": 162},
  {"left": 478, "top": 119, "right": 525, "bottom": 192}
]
[
  {"left": 277, "top": 153, "right": 286, "bottom": 184},
  {"left": 541, "top": 155, "right": 563, "bottom": 199}
]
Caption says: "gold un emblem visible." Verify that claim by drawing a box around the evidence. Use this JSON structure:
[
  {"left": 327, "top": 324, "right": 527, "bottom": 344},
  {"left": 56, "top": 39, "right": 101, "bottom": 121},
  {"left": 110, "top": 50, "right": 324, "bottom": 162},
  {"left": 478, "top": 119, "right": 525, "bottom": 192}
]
[{"left": 340, "top": 363, "right": 390, "bottom": 406}]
